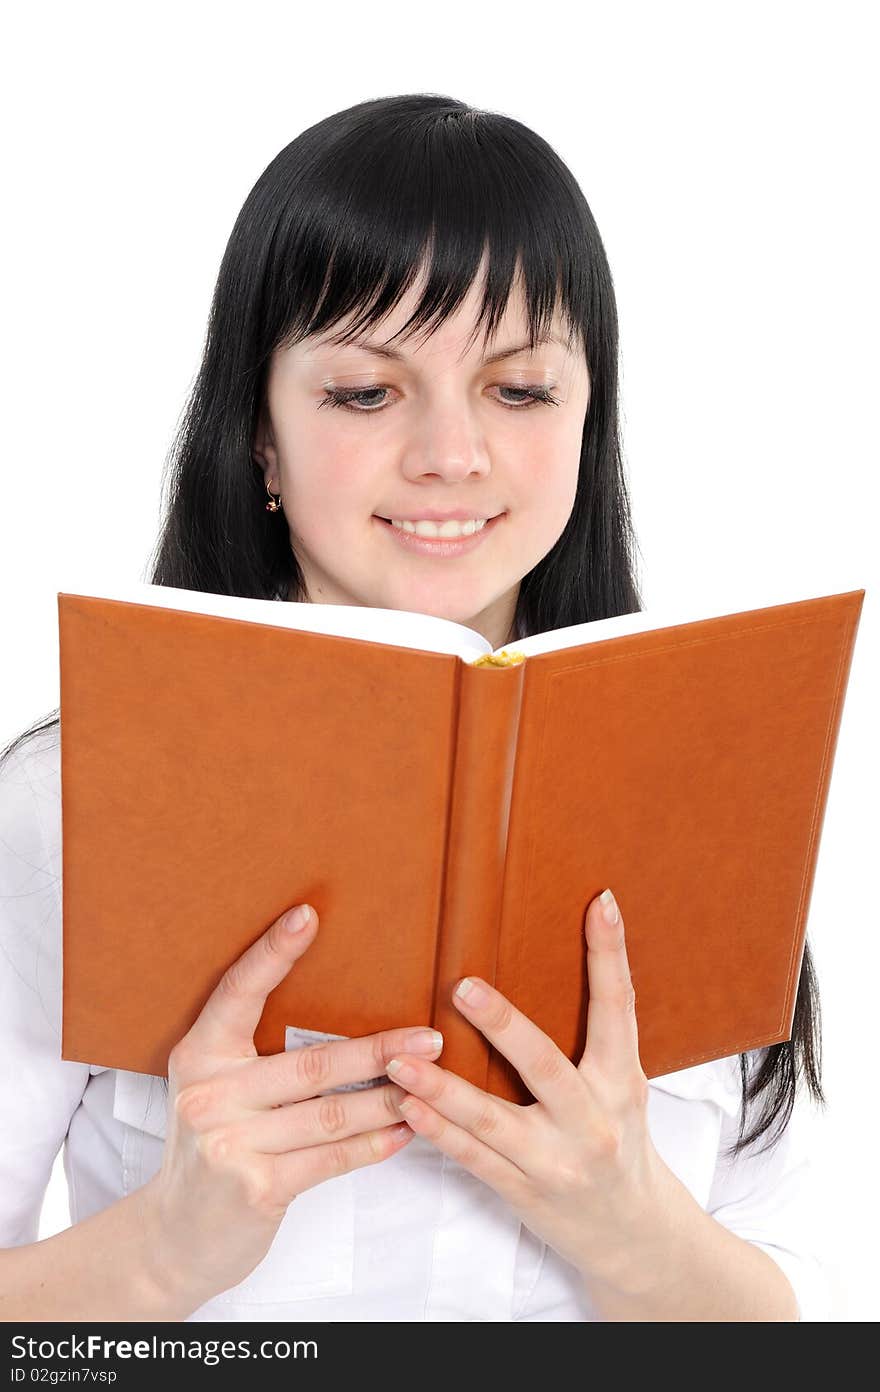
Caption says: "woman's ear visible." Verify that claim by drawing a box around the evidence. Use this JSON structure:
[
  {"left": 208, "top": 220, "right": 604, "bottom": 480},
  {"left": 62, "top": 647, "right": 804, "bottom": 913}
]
[{"left": 252, "top": 401, "right": 278, "bottom": 478}]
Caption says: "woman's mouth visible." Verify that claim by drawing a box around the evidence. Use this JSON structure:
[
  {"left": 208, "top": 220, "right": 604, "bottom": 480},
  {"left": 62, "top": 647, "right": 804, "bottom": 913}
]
[{"left": 372, "top": 513, "right": 505, "bottom": 557}]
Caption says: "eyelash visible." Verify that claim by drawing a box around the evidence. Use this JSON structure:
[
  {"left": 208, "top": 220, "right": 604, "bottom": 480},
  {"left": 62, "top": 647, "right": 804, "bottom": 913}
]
[{"left": 317, "top": 384, "right": 562, "bottom": 413}]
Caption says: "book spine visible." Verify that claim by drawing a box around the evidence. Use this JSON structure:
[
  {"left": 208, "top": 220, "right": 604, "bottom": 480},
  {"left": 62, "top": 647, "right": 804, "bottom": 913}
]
[{"left": 432, "top": 660, "right": 526, "bottom": 1094}]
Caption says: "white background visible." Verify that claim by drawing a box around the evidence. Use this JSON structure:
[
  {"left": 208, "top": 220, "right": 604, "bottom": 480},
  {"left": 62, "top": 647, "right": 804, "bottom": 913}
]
[{"left": 1, "top": 0, "right": 877, "bottom": 1321}]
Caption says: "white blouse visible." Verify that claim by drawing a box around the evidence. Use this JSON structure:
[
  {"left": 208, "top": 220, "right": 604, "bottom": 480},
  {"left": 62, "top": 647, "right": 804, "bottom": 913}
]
[{"left": 0, "top": 729, "right": 832, "bottom": 1321}]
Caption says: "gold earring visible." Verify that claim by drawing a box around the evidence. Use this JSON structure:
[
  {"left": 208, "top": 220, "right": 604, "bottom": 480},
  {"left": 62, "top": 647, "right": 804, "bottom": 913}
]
[{"left": 265, "top": 480, "right": 282, "bottom": 513}]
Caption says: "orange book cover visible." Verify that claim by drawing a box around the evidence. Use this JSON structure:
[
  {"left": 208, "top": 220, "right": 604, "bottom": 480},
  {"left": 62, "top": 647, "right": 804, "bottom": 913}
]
[{"left": 57, "top": 582, "right": 865, "bottom": 1104}]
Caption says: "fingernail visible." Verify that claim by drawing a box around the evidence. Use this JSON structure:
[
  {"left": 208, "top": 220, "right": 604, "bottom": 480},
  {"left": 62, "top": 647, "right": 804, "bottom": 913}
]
[
  {"left": 454, "top": 977, "right": 489, "bottom": 1007},
  {"left": 599, "top": 888, "right": 619, "bottom": 925},
  {"left": 405, "top": 1029, "right": 444, "bottom": 1054},
  {"left": 284, "top": 904, "right": 312, "bottom": 932}
]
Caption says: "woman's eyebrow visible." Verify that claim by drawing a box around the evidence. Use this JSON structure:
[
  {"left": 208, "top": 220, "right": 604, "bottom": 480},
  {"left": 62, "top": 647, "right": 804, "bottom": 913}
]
[{"left": 313, "top": 334, "right": 566, "bottom": 365}]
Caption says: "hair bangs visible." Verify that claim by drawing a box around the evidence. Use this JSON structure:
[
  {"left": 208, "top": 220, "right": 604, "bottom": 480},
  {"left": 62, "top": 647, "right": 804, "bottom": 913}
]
[{"left": 271, "top": 100, "right": 587, "bottom": 361}]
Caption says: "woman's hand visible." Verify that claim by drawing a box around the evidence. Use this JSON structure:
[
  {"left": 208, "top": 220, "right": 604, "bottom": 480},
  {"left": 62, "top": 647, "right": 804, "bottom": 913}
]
[
  {"left": 139, "top": 904, "right": 441, "bottom": 1311},
  {"left": 379, "top": 888, "right": 671, "bottom": 1291}
]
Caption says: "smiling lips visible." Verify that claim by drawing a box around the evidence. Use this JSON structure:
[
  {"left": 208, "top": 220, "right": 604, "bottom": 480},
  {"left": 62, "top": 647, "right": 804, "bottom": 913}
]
[
  {"left": 386, "top": 518, "right": 488, "bottom": 537},
  {"left": 373, "top": 512, "right": 505, "bottom": 555}
]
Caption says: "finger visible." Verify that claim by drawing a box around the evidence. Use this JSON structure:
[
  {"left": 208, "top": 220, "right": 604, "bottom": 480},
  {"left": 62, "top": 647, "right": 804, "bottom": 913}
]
[
  {"left": 451, "top": 974, "right": 583, "bottom": 1113},
  {"left": 228, "top": 1082, "right": 411, "bottom": 1155},
  {"left": 382, "top": 1053, "right": 527, "bottom": 1169},
  {"left": 272, "top": 1118, "right": 416, "bottom": 1198},
  {"left": 383, "top": 1065, "right": 525, "bottom": 1198},
  {"left": 580, "top": 889, "right": 642, "bottom": 1079},
  {"left": 182, "top": 903, "right": 318, "bottom": 1060},
  {"left": 205, "top": 1026, "right": 445, "bottom": 1113}
]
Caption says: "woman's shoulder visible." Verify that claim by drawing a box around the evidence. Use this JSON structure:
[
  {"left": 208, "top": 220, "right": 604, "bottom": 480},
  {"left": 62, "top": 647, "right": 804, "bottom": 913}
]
[
  {"left": 0, "top": 724, "right": 61, "bottom": 844},
  {"left": 648, "top": 1051, "right": 745, "bottom": 1118},
  {"left": 0, "top": 726, "right": 107, "bottom": 1091},
  {"left": 0, "top": 722, "right": 61, "bottom": 792},
  {"left": 0, "top": 725, "right": 62, "bottom": 991}
]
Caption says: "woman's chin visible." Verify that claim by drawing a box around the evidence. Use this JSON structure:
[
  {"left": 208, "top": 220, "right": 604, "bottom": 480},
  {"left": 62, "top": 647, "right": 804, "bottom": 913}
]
[{"left": 380, "top": 595, "right": 478, "bottom": 629}]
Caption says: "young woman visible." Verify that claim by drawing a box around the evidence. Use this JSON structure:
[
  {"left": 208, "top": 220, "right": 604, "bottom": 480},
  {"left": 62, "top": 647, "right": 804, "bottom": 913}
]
[{"left": 0, "top": 93, "right": 829, "bottom": 1322}]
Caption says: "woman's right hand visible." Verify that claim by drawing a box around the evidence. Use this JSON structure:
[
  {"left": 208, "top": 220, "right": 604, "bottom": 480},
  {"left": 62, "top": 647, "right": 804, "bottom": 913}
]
[{"left": 138, "top": 902, "right": 443, "bottom": 1310}]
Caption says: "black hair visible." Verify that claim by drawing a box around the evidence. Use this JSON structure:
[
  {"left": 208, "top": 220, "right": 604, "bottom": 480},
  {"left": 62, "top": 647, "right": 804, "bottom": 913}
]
[{"left": 0, "top": 92, "right": 823, "bottom": 1159}]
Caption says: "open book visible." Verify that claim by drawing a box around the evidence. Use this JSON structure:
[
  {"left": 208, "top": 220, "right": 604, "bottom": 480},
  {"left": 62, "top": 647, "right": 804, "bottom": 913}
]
[{"left": 57, "top": 580, "right": 865, "bottom": 1103}]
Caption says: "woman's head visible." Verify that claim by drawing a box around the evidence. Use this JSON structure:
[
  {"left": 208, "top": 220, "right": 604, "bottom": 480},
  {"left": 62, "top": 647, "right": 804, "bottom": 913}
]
[
  {"left": 254, "top": 249, "right": 591, "bottom": 647},
  {"left": 148, "top": 92, "right": 644, "bottom": 641}
]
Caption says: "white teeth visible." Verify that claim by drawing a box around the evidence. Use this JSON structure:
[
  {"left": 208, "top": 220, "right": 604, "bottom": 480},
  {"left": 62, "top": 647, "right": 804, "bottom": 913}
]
[{"left": 390, "top": 518, "right": 488, "bottom": 537}]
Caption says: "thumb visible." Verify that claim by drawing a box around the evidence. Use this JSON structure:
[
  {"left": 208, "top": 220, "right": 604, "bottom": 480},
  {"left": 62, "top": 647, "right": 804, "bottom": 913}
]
[{"left": 182, "top": 903, "right": 318, "bottom": 1061}]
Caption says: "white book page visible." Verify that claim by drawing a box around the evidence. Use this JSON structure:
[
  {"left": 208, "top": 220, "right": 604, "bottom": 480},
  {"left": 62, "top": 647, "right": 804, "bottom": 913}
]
[
  {"left": 56, "top": 580, "right": 493, "bottom": 660},
  {"left": 58, "top": 576, "right": 862, "bottom": 665},
  {"left": 504, "top": 579, "right": 862, "bottom": 659}
]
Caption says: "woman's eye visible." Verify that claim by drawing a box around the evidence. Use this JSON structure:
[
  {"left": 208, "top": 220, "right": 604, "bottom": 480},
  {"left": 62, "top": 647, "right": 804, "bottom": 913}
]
[
  {"left": 319, "top": 385, "right": 561, "bottom": 413},
  {"left": 320, "top": 387, "right": 390, "bottom": 411},
  {"left": 495, "top": 386, "right": 561, "bottom": 409}
]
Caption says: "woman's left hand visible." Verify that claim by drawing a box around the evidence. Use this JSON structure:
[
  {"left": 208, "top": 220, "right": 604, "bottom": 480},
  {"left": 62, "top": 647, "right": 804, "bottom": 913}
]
[{"left": 383, "top": 888, "right": 671, "bottom": 1288}]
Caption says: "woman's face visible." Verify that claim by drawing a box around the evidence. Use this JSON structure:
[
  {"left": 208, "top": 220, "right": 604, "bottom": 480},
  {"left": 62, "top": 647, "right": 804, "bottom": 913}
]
[{"left": 253, "top": 265, "right": 591, "bottom": 649}]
